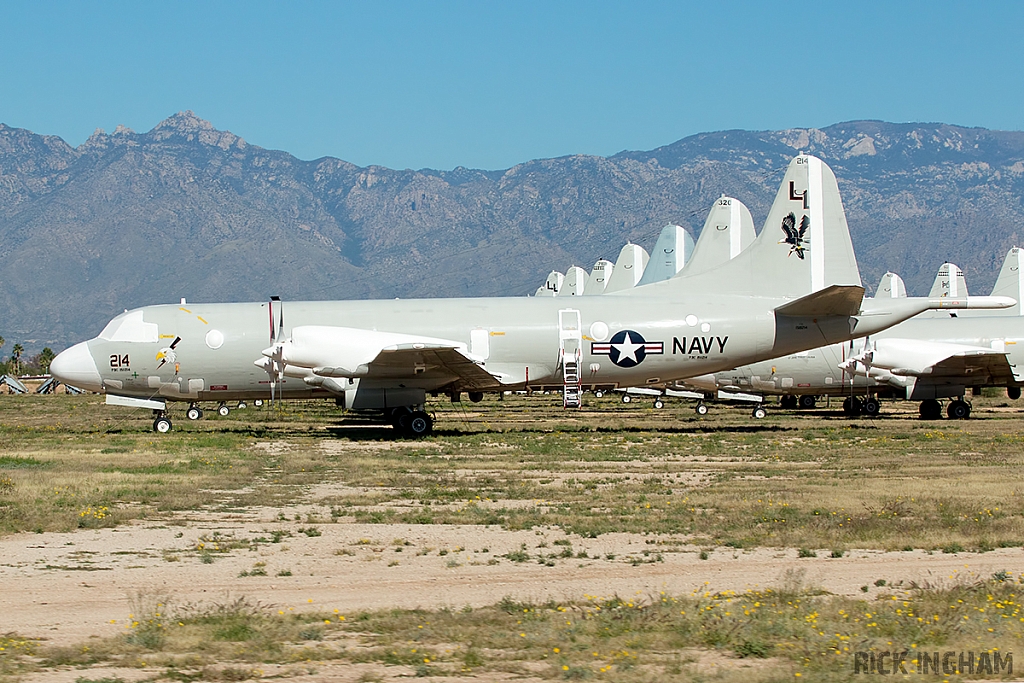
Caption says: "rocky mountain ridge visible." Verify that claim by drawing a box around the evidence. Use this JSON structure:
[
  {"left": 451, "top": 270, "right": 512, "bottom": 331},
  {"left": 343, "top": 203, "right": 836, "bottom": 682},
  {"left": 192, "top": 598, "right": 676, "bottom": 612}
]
[{"left": 1, "top": 112, "right": 1023, "bottom": 350}]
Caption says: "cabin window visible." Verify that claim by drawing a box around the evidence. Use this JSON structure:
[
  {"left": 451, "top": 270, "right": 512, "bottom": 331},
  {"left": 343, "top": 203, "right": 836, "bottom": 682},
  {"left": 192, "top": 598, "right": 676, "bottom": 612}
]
[{"left": 98, "top": 310, "right": 159, "bottom": 343}]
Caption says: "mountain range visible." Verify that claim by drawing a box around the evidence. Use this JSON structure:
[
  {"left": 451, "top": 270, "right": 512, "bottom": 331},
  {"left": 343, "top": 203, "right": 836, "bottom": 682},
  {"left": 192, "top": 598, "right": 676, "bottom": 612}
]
[{"left": 1, "top": 112, "right": 1023, "bottom": 351}]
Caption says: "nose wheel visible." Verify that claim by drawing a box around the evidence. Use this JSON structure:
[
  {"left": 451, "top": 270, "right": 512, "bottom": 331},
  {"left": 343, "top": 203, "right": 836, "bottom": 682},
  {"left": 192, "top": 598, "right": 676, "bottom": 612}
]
[{"left": 153, "top": 413, "right": 173, "bottom": 433}]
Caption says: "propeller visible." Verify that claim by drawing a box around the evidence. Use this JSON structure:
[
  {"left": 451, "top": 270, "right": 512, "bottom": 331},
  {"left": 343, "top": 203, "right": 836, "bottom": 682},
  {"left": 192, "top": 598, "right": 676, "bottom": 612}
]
[{"left": 265, "top": 296, "right": 286, "bottom": 405}]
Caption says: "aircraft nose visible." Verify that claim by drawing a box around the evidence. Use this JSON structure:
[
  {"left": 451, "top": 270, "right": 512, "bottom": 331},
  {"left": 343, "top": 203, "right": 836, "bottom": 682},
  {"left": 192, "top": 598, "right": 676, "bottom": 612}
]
[{"left": 50, "top": 342, "right": 102, "bottom": 392}]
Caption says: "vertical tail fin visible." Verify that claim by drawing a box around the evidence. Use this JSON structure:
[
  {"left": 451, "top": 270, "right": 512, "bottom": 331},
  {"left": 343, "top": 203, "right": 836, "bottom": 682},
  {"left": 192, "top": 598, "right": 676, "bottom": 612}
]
[
  {"left": 638, "top": 225, "right": 696, "bottom": 285},
  {"left": 534, "top": 270, "right": 564, "bottom": 297},
  {"left": 583, "top": 258, "right": 614, "bottom": 296},
  {"left": 678, "top": 195, "right": 755, "bottom": 277},
  {"left": 558, "top": 266, "right": 588, "bottom": 296},
  {"left": 875, "top": 272, "right": 907, "bottom": 298},
  {"left": 604, "top": 243, "right": 650, "bottom": 293},
  {"left": 928, "top": 262, "right": 969, "bottom": 298},
  {"left": 961, "top": 247, "right": 1022, "bottom": 317},
  {"left": 674, "top": 154, "right": 861, "bottom": 298},
  {"left": 989, "top": 247, "right": 1023, "bottom": 315}
]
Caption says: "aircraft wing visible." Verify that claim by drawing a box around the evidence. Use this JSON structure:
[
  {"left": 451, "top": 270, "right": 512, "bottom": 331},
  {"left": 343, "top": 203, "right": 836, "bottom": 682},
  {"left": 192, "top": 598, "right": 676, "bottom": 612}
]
[
  {"left": 901, "top": 348, "right": 1014, "bottom": 384},
  {"left": 356, "top": 344, "right": 503, "bottom": 390},
  {"left": 848, "top": 338, "right": 1014, "bottom": 385},
  {"left": 270, "top": 325, "right": 504, "bottom": 391}
]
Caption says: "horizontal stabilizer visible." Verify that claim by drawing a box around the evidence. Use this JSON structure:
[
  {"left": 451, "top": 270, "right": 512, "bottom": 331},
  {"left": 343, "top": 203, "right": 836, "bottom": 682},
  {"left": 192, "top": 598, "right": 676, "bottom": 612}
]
[
  {"left": 928, "top": 295, "right": 1016, "bottom": 309},
  {"left": 774, "top": 285, "right": 865, "bottom": 317}
]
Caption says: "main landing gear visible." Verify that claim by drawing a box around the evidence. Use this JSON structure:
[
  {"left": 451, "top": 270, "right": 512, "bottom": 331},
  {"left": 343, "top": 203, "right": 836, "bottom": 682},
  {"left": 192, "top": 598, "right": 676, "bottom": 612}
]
[
  {"left": 918, "top": 398, "right": 971, "bottom": 420},
  {"left": 389, "top": 407, "right": 434, "bottom": 437},
  {"left": 780, "top": 395, "right": 817, "bottom": 410},
  {"left": 861, "top": 397, "right": 881, "bottom": 416}
]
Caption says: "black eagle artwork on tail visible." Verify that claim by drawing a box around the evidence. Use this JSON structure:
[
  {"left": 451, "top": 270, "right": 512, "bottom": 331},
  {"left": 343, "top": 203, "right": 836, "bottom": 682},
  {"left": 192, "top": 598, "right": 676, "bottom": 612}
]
[{"left": 779, "top": 212, "right": 809, "bottom": 259}]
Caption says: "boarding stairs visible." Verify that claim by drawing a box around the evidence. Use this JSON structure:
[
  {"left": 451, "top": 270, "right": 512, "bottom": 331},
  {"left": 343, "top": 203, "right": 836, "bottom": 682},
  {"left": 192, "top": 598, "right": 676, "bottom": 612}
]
[{"left": 558, "top": 309, "right": 583, "bottom": 409}]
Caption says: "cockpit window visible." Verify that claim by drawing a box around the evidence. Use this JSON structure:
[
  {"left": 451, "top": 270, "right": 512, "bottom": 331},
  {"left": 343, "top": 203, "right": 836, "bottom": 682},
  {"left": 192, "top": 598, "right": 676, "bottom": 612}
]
[{"left": 98, "top": 310, "right": 159, "bottom": 342}]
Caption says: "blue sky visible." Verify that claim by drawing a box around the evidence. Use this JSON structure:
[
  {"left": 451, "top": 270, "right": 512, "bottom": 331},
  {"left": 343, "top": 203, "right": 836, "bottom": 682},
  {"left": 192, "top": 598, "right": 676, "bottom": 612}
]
[{"left": 1, "top": 1, "right": 1022, "bottom": 170}]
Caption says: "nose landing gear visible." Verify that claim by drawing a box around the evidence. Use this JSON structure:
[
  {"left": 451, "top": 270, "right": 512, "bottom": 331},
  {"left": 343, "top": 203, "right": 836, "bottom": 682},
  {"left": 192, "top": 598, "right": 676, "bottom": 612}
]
[{"left": 153, "top": 412, "right": 173, "bottom": 433}]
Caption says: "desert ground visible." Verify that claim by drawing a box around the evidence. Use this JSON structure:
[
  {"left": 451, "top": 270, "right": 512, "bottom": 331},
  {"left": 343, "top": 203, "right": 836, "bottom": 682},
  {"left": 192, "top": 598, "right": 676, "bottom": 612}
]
[{"left": 2, "top": 391, "right": 1023, "bottom": 681}]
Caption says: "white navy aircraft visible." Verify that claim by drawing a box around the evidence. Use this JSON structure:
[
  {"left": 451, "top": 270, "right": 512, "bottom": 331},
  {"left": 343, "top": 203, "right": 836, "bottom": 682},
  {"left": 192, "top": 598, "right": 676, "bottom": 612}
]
[
  {"left": 685, "top": 250, "right": 1024, "bottom": 419},
  {"left": 50, "top": 155, "right": 1013, "bottom": 435}
]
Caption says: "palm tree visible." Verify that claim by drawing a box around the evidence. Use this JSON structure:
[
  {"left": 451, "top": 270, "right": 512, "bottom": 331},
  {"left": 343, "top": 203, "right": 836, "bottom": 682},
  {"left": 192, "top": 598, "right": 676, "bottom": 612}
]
[
  {"left": 11, "top": 344, "right": 23, "bottom": 376},
  {"left": 38, "top": 348, "right": 56, "bottom": 375}
]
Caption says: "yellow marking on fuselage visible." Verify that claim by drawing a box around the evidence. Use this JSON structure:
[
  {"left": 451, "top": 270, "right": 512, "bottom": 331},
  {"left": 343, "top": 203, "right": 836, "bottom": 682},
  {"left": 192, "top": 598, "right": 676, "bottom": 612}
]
[
  {"left": 197, "top": 316, "right": 208, "bottom": 324},
  {"left": 159, "top": 334, "right": 176, "bottom": 339},
  {"left": 179, "top": 307, "right": 192, "bottom": 313},
  {"left": 490, "top": 331, "right": 506, "bottom": 336}
]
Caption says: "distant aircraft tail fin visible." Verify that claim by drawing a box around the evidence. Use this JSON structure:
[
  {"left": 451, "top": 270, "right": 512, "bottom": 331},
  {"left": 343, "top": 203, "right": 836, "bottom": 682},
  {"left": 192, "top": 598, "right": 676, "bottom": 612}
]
[
  {"left": 534, "top": 270, "right": 564, "bottom": 297},
  {"left": 637, "top": 225, "right": 695, "bottom": 285},
  {"left": 604, "top": 243, "right": 650, "bottom": 293},
  {"left": 678, "top": 196, "right": 755, "bottom": 277},
  {"left": 558, "top": 266, "right": 588, "bottom": 296},
  {"left": 672, "top": 154, "right": 862, "bottom": 298},
  {"left": 989, "top": 247, "right": 1023, "bottom": 315},
  {"left": 928, "top": 262, "right": 969, "bottom": 298},
  {"left": 960, "top": 247, "right": 1023, "bottom": 317},
  {"left": 876, "top": 272, "right": 907, "bottom": 298},
  {"left": 583, "top": 258, "right": 614, "bottom": 296}
]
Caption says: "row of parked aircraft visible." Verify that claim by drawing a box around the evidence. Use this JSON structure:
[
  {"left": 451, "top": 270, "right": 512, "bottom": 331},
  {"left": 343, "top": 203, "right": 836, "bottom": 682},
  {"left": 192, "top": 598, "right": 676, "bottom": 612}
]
[
  {"left": 50, "top": 154, "right": 1016, "bottom": 435},
  {"left": 537, "top": 230, "right": 1024, "bottom": 420}
]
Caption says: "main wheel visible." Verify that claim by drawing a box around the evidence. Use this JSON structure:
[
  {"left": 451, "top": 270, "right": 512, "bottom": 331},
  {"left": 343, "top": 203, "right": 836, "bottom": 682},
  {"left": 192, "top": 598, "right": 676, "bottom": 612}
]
[
  {"left": 751, "top": 406, "right": 767, "bottom": 419},
  {"left": 237, "top": 401, "right": 247, "bottom": 409},
  {"left": 654, "top": 399, "right": 665, "bottom": 409},
  {"left": 1009, "top": 386, "right": 1022, "bottom": 400},
  {"left": 695, "top": 402, "right": 709, "bottom": 416},
  {"left": 861, "top": 397, "right": 881, "bottom": 416},
  {"left": 798, "top": 395, "right": 817, "bottom": 409},
  {"left": 254, "top": 399, "right": 264, "bottom": 407},
  {"left": 842, "top": 397, "right": 862, "bottom": 415},
  {"left": 404, "top": 410, "right": 433, "bottom": 437},
  {"left": 468, "top": 392, "right": 484, "bottom": 403},
  {"left": 153, "top": 416, "right": 173, "bottom": 433},
  {"left": 947, "top": 400, "right": 971, "bottom": 419},
  {"left": 217, "top": 403, "right": 230, "bottom": 417},
  {"left": 621, "top": 394, "right": 632, "bottom": 403},
  {"left": 593, "top": 390, "right": 604, "bottom": 398},
  {"left": 186, "top": 405, "right": 202, "bottom": 421},
  {"left": 919, "top": 399, "right": 942, "bottom": 420},
  {"left": 780, "top": 395, "right": 798, "bottom": 410}
]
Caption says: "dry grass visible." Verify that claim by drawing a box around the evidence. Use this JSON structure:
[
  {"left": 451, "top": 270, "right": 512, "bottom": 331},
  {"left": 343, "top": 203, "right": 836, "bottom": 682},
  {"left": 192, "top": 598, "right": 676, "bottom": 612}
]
[
  {"left": 4, "top": 391, "right": 1024, "bottom": 680},
  {"left": 3, "top": 392, "right": 1024, "bottom": 552},
  {"left": 4, "top": 574, "right": 1022, "bottom": 681}
]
